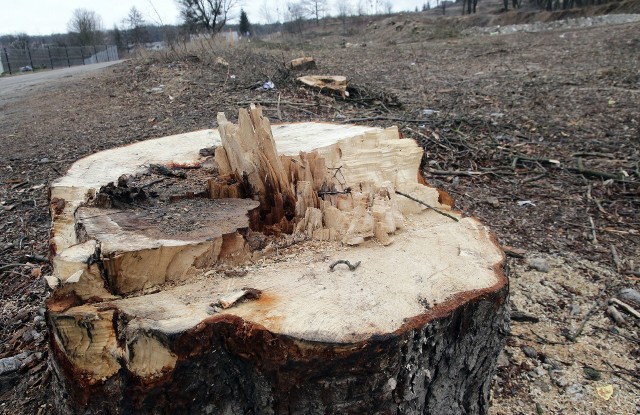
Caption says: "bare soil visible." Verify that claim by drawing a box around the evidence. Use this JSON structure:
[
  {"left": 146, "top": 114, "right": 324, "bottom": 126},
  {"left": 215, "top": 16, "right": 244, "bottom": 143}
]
[{"left": 1, "top": 13, "right": 639, "bottom": 415}]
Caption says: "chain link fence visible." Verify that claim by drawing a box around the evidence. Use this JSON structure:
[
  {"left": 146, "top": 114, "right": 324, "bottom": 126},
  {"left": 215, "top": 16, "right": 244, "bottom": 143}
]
[{"left": 0, "top": 45, "right": 119, "bottom": 75}]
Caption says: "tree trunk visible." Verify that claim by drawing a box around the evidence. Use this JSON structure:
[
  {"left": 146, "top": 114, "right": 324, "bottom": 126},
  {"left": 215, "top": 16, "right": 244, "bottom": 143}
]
[{"left": 47, "top": 106, "right": 508, "bottom": 414}]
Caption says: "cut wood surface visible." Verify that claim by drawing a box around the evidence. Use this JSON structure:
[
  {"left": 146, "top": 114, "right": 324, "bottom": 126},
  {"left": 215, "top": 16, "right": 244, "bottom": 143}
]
[
  {"left": 288, "top": 56, "right": 317, "bottom": 71},
  {"left": 297, "top": 75, "right": 349, "bottom": 96},
  {"left": 47, "top": 106, "right": 507, "bottom": 414}
]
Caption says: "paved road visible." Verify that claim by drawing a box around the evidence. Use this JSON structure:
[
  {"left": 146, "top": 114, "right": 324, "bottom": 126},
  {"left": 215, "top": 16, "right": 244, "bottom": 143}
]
[{"left": 0, "top": 60, "right": 125, "bottom": 106}]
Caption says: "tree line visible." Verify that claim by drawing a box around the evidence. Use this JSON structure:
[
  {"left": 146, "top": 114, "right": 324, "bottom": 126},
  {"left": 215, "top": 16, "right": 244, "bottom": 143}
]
[{"left": 1, "top": 0, "right": 619, "bottom": 51}]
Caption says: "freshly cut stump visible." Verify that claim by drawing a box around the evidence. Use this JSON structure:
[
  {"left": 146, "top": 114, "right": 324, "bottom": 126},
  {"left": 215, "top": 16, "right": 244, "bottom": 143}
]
[{"left": 47, "top": 106, "right": 508, "bottom": 414}]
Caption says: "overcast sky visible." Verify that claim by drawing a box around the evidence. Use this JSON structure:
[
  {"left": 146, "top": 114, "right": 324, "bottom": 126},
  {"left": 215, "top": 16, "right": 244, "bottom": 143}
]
[{"left": 0, "top": 0, "right": 433, "bottom": 36}]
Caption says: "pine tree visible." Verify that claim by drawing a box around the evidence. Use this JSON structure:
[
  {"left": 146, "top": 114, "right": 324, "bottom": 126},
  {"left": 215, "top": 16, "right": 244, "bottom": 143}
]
[{"left": 239, "top": 9, "right": 251, "bottom": 36}]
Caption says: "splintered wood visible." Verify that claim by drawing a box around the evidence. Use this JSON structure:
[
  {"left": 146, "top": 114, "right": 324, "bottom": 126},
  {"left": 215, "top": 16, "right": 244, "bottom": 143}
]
[
  {"left": 214, "top": 107, "right": 297, "bottom": 231},
  {"left": 211, "top": 105, "right": 411, "bottom": 245},
  {"left": 46, "top": 106, "right": 507, "bottom": 414}
]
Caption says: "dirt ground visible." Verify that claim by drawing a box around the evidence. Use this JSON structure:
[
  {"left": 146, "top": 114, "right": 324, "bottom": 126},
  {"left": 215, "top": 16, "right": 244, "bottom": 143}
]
[{"left": 1, "top": 11, "right": 639, "bottom": 415}]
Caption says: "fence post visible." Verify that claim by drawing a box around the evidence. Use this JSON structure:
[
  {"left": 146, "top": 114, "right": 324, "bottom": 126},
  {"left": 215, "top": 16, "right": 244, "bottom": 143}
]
[
  {"left": 47, "top": 46, "right": 54, "bottom": 69},
  {"left": 80, "top": 47, "right": 85, "bottom": 65},
  {"left": 3, "top": 48, "right": 11, "bottom": 74},
  {"left": 93, "top": 45, "right": 97, "bottom": 62},
  {"left": 27, "top": 46, "right": 34, "bottom": 68},
  {"left": 65, "top": 46, "right": 71, "bottom": 67}
]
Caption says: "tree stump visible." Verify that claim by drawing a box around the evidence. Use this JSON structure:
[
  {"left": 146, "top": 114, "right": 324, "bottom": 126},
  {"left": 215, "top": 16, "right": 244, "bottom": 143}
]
[
  {"left": 47, "top": 106, "right": 508, "bottom": 414},
  {"left": 288, "top": 57, "right": 317, "bottom": 71}
]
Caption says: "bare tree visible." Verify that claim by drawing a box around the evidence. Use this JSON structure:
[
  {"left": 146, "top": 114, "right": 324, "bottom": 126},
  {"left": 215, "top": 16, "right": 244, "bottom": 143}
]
[
  {"left": 335, "top": 0, "right": 352, "bottom": 34},
  {"left": 384, "top": 1, "right": 393, "bottom": 14},
  {"left": 285, "top": 2, "right": 306, "bottom": 33},
  {"left": 178, "top": 0, "right": 236, "bottom": 33},
  {"left": 124, "top": 6, "right": 148, "bottom": 46},
  {"left": 9, "top": 33, "right": 30, "bottom": 49},
  {"left": 260, "top": 0, "right": 276, "bottom": 24},
  {"left": 67, "top": 9, "right": 103, "bottom": 46},
  {"left": 462, "top": 0, "right": 478, "bottom": 14},
  {"left": 303, "top": 0, "right": 328, "bottom": 26}
]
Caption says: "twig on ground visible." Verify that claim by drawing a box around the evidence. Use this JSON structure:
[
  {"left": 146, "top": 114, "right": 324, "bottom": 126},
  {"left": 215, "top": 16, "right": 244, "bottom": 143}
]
[
  {"left": 610, "top": 244, "right": 622, "bottom": 272},
  {"left": 276, "top": 93, "right": 283, "bottom": 121},
  {"left": 607, "top": 305, "right": 626, "bottom": 326},
  {"left": 512, "top": 154, "right": 559, "bottom": 168},
  {"left": 395, "top": 191, "right": 459, "bottom": 222},
  {"left": 571, "top": 152, "right": 615, "bottom": 159},
  {"left": 569, "top": 158, "right": 628, "bottom": 181},
  {"left": 0, "top": 263, "right": 36, "bottom": 272},
  {"left": 565, "top": 302, "right": 600, "bottom": 342},
  {"left": 341, "top": 116, "right": 430, "bottom": 124},
  {"left": 592, "top": 325, "right": 640, "bottom": 344},
  {"left": 609, "top": 298, "right": 640, "bottom": 319},
  {"left": 589, "top": 216, "right": 598, "bottom": 244},
  {"left": 593, "top": 198, "right": 608, "bottom": 215},
  {"left": 604, "top": 361, "right": 640, "bottom": 391},
  {"left": 530, "top": 329, "right": 565, "bottom": 346},
  {"left": 522, "top": 173, "right": 547, "bottom": 184},
  {"left": 426, "top": 169, "right": 485, "bottom": 177}
]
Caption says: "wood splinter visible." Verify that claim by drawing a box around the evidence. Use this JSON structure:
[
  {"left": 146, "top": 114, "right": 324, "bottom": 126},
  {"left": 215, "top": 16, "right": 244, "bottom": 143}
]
[
  {"left": 210, "top": 287, "right": 263, "bottom": 312},
  {"left": 329, "top": 260, "right": 361, "bottom": 272}
]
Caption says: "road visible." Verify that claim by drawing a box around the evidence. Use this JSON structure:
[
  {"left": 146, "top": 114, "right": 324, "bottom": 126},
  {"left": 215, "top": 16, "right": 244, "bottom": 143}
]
[{"left": 0, "top": 60, "right": 125, "bottom": 107}]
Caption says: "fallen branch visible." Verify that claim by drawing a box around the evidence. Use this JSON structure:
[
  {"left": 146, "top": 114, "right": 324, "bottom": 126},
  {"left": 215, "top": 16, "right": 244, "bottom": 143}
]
[
  {"left": 589, "top": 216, "right": 598, "bottom": 244},
  {"left": 236, "top": 100, "right": 332, "bottom": 109},
  {"left": 0, "top": 263, "right": 36, "bottom": 272},
  {"left": 568, "top": 158, "right": 627, "bottom": 181},
  {"left": 395, "top": 191, "right": 459, "bottom": 222},
  {"left": 426, "top": 169, "right": 485, "bottom": 177},
  {"left": 610, "top": 244, "right": 622, "bottom": 272},
  {"left": 24, "top": 254, "right": 50, "bottom": 264},
  {"left": 404, "top": 126, "right": 453, "bottom": 152},
  {"left": 592, "top": 325, "right": 640, "bottom": 344},
  {"left": 607, "top": 305, "right": 626, "bottom": 326},
  {"left": 609, "top": 298, "right": 640, "bottom": 319},
  {"left": 342, "top": 116, "right": 431, "bottom": 124},
  {"left": 571, "top": 152, "right": 616, "bottom": 159},
  {"left": 565, "top": 302, "right": 599, "bottom": 342},
  {"left": 512, "top": 155, "right": 560, "bottom": 168},
  {"left": 604, "top": 362, "right": 640, "bottom": 391},
  {"left": 522, "top": 173, "right": 547, "bottom": 184}
]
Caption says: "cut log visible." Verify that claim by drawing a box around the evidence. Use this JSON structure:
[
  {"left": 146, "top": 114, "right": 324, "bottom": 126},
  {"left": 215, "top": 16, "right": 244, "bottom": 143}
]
[
  {"left": 47, "top": 107, "right": 508, "bottom": 414},
  {"left": 297, "top": 75, "right": 349, "bottom": 97},
  {"left": 288, "top": 56, "right": 317, "bottom": 71}
]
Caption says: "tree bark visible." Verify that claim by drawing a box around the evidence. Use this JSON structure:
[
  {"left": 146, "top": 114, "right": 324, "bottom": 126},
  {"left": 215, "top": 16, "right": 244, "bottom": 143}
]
[
  {"left": 51, "top": 286, "right": 508, "bottom": 414},
  {"left": 47, "top": 107, "right": 508, "bottom": 414}
]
